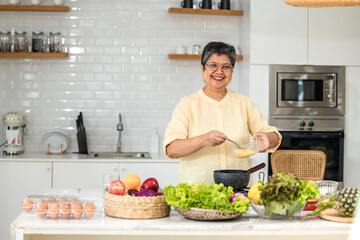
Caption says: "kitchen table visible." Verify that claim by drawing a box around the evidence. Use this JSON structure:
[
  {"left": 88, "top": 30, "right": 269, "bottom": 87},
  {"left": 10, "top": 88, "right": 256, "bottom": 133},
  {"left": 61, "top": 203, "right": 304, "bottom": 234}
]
[{"left": 10, "top": 197, "right": 354, "bottom": 240}]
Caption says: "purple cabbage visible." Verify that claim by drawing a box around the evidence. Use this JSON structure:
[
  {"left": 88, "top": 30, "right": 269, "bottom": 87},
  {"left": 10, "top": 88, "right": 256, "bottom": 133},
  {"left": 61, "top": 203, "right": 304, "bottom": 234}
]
[
  {"left": 136, "top": 189, "right": 157, "bottom": 197},
  {"left": 229, "top": 192, "right": 246, "bottom": 203}
]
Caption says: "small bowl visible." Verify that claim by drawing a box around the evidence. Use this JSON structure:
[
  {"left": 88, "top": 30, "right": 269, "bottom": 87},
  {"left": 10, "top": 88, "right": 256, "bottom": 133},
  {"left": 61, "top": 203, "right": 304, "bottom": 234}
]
[
  {"left": 238, "top": 137, "right": 261, "bottom": 151},
  {"left": 251, "top": 200, "right": 306, "bottom": 219},
  {"left": 233, "top": 137, "right": 261, "bottom": 158},
  {"left": 315, "top": 180, "right": 338, "bottom": 197}
]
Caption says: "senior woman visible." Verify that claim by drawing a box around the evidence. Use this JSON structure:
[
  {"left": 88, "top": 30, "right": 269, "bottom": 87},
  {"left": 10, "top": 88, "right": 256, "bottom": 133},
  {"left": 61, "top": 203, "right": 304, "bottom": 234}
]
[{"left": 164, "top": 41, "right": 282, "bottom": 184}]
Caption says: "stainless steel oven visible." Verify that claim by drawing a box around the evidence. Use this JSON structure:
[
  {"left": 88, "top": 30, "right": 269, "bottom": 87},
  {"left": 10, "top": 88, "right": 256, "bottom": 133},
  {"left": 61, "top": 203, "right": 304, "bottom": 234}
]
[
  {"left": 268, "top": 65, "right": 345, "bottom": 187},
  {"left": 268, "top": 131, "right": 344, "bottom": 187}
]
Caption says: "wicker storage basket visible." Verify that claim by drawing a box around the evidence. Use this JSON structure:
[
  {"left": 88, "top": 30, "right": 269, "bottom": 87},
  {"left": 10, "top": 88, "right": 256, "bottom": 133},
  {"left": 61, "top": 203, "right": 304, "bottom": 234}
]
[
  {"left": 104, "top": 192, "right": 170, "bottom": 219},
  {"left": 271, "top": 150, "right": 326, "bottom": 181},
  {"left": 285, "top": 0, "right": 360, "bottom": 7},
  {"left": 174, "top": 207, "right": 242, "bottom": 221}
]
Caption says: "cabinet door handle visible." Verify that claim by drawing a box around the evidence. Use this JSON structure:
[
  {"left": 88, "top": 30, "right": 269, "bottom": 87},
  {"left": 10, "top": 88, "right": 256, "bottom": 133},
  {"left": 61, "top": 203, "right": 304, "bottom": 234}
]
[{"left": 46, "top": 167, "right": 51, "bottom": 171}]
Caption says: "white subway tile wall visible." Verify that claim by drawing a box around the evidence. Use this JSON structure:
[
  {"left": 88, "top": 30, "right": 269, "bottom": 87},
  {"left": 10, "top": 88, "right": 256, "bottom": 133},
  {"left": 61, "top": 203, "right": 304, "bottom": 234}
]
[{"left": 0, "top": 0, "right": 249, "bottom": 153}]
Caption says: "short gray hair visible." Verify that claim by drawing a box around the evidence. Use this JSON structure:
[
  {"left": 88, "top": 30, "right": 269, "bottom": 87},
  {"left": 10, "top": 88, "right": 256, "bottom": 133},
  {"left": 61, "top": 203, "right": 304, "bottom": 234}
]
[{"left": 201, "top": 42, "right": 236, "bottom": 69}]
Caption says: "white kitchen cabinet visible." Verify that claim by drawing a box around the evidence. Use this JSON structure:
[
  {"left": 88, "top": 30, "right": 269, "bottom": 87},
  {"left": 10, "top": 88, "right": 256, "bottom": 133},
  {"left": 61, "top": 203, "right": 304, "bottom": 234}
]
[
  {"left": 250, "top": 0, "right": 308, "bottom": 64},
  {"left": 52, "top": 161, "right": 180, "bottom": 190},
  {"left": 52, "top": 162, "right": 119, "bottom": 189},
  {"left": 119, "top": 162, "right": 180, "bottom": 188},
  {"left": 308, "top": 7, "right": 360, "bottom": 65},
  {"left": 0, "top": 161, "right": 52, "bottom": 240}
]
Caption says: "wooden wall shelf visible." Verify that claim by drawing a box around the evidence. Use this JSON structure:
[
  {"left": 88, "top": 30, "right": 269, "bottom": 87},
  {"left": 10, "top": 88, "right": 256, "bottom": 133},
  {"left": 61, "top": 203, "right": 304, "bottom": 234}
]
[
  {"left": 168, "top": 8, "right": 243, "bottom": 16},
  {"left": 168, "top": 54, "right": 243, "bottom": 61},
  {"left": 0, "top": 52, "right": 68, "bottom": 58},
  {"left": 0, "top": 5, "right": 70, "bottom": 12}
]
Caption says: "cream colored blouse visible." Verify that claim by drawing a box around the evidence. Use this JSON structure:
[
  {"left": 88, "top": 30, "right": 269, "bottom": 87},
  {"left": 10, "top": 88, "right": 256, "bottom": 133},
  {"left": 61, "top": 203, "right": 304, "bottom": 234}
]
[{"left": 164, "top": 89, "right": 282, "bottom": 184}]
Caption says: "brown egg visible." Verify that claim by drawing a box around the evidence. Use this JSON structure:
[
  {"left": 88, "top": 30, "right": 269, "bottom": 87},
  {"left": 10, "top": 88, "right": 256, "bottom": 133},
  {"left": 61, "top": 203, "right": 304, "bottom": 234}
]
[
  {"left": 58, "top": 197, "right": 68, "bottom": 203},
  {"left": 70, "top": 197, "right": 79, "bottom": 203},
  {"left": 84, "top": 202, "right": 95, "bottom": 218},
  {"left": 48, "top": 202, "right": 60, "bottom": 219},
  {"left": 60, "top": 203, "right": 71, "bottom": 219},
  {"left": 72, "top": 202, "right": 83, "bottom": 219},
  {"left": 22, "top": 198, "right": 33, "bottom": 212},
  {"left": 36, "top": 201, "right": 48, "bottom": 218},
  {"left": 34, "top": 198, "right": 42, "bottom": 207},
  {"left": 47, "top": 197, "right": 57, "bottom": 202}
]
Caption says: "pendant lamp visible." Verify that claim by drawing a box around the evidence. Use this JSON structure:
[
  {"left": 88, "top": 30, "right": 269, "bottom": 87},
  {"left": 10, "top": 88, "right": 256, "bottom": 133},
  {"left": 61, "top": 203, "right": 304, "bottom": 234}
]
[{"left": 285, "top": 0, "right": 360, "bottom": 7}]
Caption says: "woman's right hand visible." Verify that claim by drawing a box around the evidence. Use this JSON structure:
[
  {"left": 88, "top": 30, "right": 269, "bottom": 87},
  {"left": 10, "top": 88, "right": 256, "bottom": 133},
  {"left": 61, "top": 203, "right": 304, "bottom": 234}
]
[
  {"left": 166, "top": 130, "right": 228, "bottom": 159},
  {"left": 202, "top": 130, "right": 228, "bottom": 147}
]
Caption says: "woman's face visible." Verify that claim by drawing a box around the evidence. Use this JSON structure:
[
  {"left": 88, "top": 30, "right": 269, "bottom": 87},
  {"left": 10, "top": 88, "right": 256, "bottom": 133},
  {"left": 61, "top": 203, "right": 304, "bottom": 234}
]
[{"left": 201, "top": 53, "right": 233, "bottom": 92}]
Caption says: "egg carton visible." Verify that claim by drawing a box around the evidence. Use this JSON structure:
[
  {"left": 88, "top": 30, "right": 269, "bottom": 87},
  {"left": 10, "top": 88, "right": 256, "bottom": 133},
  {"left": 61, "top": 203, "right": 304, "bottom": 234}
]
[{"left": 21, "top": 194, "right": 100, "bottom": 220}]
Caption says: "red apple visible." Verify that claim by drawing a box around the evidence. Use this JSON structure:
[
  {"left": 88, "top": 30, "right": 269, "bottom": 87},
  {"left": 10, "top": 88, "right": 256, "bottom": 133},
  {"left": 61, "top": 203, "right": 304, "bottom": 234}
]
[
  {"left": 108, "top": 180, "right": 126, "bottom": 195},
  {"left": 140, "top": 178, "right": 159, "bottom": 193}
]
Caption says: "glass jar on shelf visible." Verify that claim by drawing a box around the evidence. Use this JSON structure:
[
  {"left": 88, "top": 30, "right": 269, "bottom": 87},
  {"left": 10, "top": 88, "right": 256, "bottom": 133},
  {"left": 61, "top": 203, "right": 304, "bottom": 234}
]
[
  {"left": 0, "top": 31, "right": 11, "bottom": 52},
  {"left": 14, "top": 31, "right": 27, "bottom": 52},
  {"left": 32, "top": 32, "right": 46, "bottom": 52},
  {"left": 49, "top": 32, "right": 62, "bottom": 53}
]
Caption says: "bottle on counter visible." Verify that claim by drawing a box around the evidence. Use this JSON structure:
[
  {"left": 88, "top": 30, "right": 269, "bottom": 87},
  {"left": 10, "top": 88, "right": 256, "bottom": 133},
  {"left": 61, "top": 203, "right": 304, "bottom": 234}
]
[
  {"left": 14, "top": 31, "right": 27, "bottom": 52},
  {"left": 150, "top": 127, "right": 160, "bottom": 154}
]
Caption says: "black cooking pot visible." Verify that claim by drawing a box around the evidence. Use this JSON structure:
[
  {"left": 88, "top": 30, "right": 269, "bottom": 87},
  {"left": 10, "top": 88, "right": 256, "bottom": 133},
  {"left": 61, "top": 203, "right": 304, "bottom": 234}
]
[{"left": 213, "top": 163, "right": 266, "bottom": 190}]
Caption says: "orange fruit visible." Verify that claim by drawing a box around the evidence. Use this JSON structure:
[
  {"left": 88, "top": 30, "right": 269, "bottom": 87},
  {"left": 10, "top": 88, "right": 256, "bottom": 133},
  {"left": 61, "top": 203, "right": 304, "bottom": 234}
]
[{"left": 123, "top": 174, "right": 141, "bottom": 191}]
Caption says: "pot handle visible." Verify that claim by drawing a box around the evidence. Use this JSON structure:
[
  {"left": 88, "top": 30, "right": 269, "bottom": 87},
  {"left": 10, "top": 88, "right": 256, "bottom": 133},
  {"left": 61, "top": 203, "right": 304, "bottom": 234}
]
[{"left": 248, "top": 163, "right": 266, "bottom": 174}]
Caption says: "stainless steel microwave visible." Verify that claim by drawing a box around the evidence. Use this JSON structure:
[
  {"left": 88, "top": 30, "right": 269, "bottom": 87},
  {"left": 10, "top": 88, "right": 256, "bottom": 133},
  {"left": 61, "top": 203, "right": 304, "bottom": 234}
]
[{"left": 269, "top": 65, "right": 345, "bottom": 117}]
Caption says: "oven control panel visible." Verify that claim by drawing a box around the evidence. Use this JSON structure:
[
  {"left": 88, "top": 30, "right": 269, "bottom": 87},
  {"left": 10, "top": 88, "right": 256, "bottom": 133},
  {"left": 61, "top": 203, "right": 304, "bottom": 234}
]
[
  {"left": 324, "top": 74, "right": 337, "bottom": 107},
  {"left": 269, "top": 115, "right": 344, "bottom": 132}
]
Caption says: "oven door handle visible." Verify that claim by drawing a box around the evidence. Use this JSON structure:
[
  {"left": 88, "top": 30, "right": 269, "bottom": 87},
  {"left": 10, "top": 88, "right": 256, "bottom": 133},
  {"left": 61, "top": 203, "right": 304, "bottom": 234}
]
[{"left": 280, "top": 131, "right": 344, "bottom": 139}]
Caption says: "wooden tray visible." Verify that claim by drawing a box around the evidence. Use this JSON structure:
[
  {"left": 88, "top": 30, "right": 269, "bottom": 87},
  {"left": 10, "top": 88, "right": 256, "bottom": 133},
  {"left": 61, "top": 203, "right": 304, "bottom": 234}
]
[{"left": 319, "top": 208, "right": 353, "bottom": 223}]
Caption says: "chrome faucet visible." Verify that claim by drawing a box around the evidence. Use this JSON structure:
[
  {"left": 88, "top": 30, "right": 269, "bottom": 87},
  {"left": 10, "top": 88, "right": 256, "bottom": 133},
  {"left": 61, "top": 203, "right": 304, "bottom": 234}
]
[{"left": 116, "top": 113, "right": 123, "bottom": 153}]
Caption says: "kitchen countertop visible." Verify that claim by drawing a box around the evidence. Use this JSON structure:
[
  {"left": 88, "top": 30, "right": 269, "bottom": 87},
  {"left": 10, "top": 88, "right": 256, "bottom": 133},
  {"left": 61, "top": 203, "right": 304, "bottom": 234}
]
[
  {"left": 0, "top": 151, "right": 179, "bottom": 163},
  {"left": 10, "top": 207, "right": 353, "bottom": 240},
  {"left": 9, "top": 189, "right": 354, "bottom": 240}
]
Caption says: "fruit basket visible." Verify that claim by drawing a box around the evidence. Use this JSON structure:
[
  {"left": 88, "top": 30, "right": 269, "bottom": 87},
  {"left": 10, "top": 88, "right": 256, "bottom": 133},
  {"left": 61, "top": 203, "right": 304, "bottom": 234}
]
[
  {"left": 103, "top": 191, "right": 170, "bottom": 219},
  {"left": 174, "top": 206, "right": 242, "bottom": 221}
]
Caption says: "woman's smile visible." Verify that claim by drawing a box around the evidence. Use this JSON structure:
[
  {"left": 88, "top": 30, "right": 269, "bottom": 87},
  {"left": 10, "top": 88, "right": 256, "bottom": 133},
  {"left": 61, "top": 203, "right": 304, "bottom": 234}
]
[{"left": 211, "top": 75, "right": 225, "bottom": 81}]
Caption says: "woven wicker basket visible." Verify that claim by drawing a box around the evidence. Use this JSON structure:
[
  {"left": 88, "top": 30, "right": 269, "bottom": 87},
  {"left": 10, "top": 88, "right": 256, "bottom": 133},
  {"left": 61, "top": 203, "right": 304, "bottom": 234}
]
[
  {"left": 104, "top": 192, "right": 170, "bottom": 219},
  {"left": 285, "top": 0, "right": 360, "bottom": 7},
  {"left": 271, "top": 150, "right": 326, "bottom": 181},
  {"left": 174, "top": 207, "right": 242, "bottom": 221}
]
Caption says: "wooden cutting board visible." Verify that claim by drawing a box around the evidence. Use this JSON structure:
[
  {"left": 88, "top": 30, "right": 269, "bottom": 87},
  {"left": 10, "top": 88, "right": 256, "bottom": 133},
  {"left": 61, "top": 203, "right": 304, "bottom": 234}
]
[{"left": 319, "top": 208, "right": 353, "bottom": 223}]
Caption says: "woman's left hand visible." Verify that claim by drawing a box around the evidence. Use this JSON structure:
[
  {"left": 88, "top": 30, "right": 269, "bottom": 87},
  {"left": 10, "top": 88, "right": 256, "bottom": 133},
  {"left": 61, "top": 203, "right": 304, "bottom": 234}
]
[{"left": 252, "top": 132, "right": 279, "bottom": 152}]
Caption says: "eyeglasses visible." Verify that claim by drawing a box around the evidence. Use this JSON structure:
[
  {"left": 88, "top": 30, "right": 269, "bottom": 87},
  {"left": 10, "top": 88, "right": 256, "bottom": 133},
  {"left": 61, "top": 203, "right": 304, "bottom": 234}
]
[{"left": 205, "top": 62, "right": 233, "bottom": 72}]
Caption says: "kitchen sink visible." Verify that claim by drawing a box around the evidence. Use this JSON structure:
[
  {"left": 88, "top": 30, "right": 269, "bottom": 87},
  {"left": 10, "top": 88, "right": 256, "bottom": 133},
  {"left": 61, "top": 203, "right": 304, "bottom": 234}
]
[{"left": 88, "top": 152, "right": 151, "bottom": 159}]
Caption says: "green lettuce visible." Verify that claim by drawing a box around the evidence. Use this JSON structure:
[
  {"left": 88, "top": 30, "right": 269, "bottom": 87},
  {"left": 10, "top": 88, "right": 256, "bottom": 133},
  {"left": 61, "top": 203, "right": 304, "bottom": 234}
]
[
  {"left": 296, "top": 180, "right": 321, "bottom": 204},
  {"left": 163, "top": 183, "right": 250, "bottom": 214},
  {"left": 259, "top": 173, "right": 321, "bottom": 215}
]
